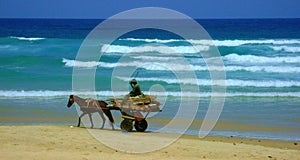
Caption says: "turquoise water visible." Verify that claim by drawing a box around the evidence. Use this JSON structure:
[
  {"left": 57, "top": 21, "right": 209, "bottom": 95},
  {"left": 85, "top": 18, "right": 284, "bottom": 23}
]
[{"left": 0, "top": 19, "right": 300, "bottom": 141}]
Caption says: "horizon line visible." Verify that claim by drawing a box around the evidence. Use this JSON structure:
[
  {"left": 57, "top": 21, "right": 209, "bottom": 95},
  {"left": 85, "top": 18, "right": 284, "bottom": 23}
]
[{"left": 0, "top": 17, "right": 300, "bottom": 20}]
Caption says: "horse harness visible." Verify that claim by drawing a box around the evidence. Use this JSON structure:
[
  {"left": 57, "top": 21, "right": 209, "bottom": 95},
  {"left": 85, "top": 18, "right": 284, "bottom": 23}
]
[{"left": 84, "top": 98, "right": 101, "bottom": 110}]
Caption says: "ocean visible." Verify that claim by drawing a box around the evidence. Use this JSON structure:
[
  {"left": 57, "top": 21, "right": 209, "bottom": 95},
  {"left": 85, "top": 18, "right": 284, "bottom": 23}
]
[{"left": 0, "top": 18, "right": 299, "bottom": 141}]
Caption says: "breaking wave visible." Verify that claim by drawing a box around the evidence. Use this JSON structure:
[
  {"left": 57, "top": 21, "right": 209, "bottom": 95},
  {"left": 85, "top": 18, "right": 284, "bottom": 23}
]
[
  {"left": 101, "top": 44, "right": 210, "bottom": 54},
  {"left": 9, "top": 36, "right": 46, "bottom": 41},
  {"left": 223, "top": 53, "right": 300, "bottom": 64},
  {"left": 120, "top": 38, "right": 300, "bottom": 46},
  {"left": 116, "top": 77, "right": 300, "bottom": 87},
  {"left": 62, "top": 58, "right": 300, "bottom": 73},
  {"left": 0, "top": 90, "right": 299, "bottom": 98}
]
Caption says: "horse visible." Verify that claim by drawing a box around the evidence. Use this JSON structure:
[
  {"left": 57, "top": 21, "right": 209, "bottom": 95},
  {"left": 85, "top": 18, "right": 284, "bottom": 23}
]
[{"left": 67, "top": 95, "right": 114, "bottom": 129}]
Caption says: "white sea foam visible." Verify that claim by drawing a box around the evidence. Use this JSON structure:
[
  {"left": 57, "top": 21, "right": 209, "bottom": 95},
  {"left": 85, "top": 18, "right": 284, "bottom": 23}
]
[
  {"left": 63, "top": 58, "right": 143, "bottom": 68},
  {"left": 62, "top": 58, "right": 206, "bottom": 71},
  {"left": 225, "top": 66, "right": 300, "bottom": 73},
  {"left": 116, "top": 77, "right": 300, "bottom": 87},
  {"left": 224, "top": 53, "right": 300, "bottom": 64},
  {"left": 138, "top": 63, "right": 300, "bottom": 73},
  {"left": 121, "top": 38, "right": 182, "bottom": 43},
  {"left": 101, "top": 44, "right": 209, "bottom": 54},
  {"left": 0, "top": 90, "right": 299, "bottom": 98},
  {"left": 62, "top": 58, "right": 300, "bottom": 73},
  {"left": 132, "top": 54, "right": 300, "bottom": 64},
  {"left": 211, "top": 39, "right": 300, "bottom": 46},
  {"left": 121, "top": 38, "right": 300, "bottom": 46},
  {"left": 0, "top": 90, "right": 72, "bottom": 97},
  {"left": 10, "top": 36, "right": 45, "bottom": 41},
  {"left": 62, "top": 58, "right": 101, "bottom": 68},
  {"left": 270, "top": 46, "right": 300, "bottom": 53},
  {"left": 132, "top": 55, "right": 180, "bottom": 61},
  {"left": 0, "top": 90, "right": 128, "bottom": 98}
]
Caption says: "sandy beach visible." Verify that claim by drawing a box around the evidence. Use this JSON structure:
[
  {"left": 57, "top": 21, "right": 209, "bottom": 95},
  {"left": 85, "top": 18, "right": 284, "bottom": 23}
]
[{"left": 0, "top": 125, "right": 299, "bottom": 160}]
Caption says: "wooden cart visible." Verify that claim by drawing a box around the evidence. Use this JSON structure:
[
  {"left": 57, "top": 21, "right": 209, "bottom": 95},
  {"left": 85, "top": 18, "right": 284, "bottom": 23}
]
[{"left": 108, "top": 95, "right": 161, "bottom": 132}]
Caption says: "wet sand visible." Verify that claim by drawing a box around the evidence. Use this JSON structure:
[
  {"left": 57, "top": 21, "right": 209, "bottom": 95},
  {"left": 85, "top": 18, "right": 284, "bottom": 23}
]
[{"left": 0, "top": 125, "right": 299, "bottom": 160}]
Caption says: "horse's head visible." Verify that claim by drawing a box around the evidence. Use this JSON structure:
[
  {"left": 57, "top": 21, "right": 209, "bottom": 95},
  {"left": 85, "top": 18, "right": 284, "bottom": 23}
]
[{"left": 67, "top": 95, "right": 74, "bottom": 107}]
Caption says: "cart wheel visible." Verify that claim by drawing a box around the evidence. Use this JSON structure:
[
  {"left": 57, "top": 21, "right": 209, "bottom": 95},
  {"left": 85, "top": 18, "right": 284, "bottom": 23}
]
[
  {"left": 121, "top": 119, "right": 133, "bottom": 132},
  {"left": 134, "top": 119, "right": 148, "bottom": 132}
]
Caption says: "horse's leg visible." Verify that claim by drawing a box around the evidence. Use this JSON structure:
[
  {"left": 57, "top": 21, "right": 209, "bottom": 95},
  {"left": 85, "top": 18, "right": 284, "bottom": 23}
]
[
  {"left": 98, "top": 101, "right": 115, "bottom": 130},
  {"left": 110, "top": 121, "right": 115, "bottom": 130},
  {"left": 98, "top": 111, "right": 106, "bottom": 129},
  {"left": 103, "top": 110, "right": 115, "bottom": 130},
  {"left": 88, "top": 113, "right": 94, "bottom": 128},
  {"left": 77, "top": 112, "right": 86, "bottom": 127}
]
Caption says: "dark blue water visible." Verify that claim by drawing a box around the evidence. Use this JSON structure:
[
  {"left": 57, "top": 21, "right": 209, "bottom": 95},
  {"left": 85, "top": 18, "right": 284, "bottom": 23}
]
[{"left": 1, "top": 19, "right": 300, "bottom": 39}]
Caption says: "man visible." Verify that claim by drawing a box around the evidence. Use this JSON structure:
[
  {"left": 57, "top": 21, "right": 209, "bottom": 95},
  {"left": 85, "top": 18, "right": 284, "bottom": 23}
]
[{"left": 129, "top": 79, "right": 142, "bottom": 97}]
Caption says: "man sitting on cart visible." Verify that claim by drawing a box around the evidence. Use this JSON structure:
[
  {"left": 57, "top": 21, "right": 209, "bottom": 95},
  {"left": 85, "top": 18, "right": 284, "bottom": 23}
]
[
  {"left": 121, "top": 78, "right": 144, "bottom": 106},
  {"left": 129, "top": 79, "right": 142, "bottom": 97}
]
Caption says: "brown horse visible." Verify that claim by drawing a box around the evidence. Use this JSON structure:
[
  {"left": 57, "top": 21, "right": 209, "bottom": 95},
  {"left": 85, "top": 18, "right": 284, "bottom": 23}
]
[{"left": 67, "top": 95, "right": 114, "bottom": 129}]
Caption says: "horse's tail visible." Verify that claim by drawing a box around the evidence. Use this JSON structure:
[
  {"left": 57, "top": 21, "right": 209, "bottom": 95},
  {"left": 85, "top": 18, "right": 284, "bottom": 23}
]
[
  {"left": 104, "top": 110, "right": 114, "bottom": 123},
  {"left": 98, "top": 100, "right": 114, "bottom": 123}
]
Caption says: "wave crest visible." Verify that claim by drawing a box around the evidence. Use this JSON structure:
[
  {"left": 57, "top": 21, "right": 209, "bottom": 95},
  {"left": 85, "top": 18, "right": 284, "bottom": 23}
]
[
  {"left": 224, "top": 53, "right": 300, "bottom": 64},
  {"left": 62, "top": 58, "right": 300, "bottom": 73},
  {"left": 9, "top": 36, "right": 45, "bottom": 41},
  {"left": 117, "top": 77, "right": 300, "bottom": 87},
  {"left": 62, "top": 58, "right": 101, "bottom": 68},
  {"left": 101, "top": 44, "right": 209, "bottom": 54},
  {"left": 120, "top": 38, "right": 300, "bottom": 46},
  {"left": 0, "top": 90, "right": 299, "bottom": 98}
]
